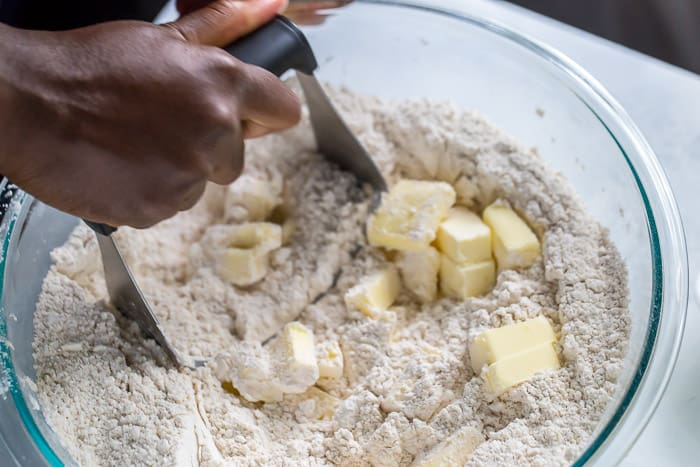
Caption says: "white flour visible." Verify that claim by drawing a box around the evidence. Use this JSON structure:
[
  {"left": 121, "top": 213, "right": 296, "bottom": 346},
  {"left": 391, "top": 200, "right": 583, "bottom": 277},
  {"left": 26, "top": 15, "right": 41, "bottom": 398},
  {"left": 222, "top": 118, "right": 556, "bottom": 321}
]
[{"left": 32, "top": 84, "right": 628, "bottom": 466}]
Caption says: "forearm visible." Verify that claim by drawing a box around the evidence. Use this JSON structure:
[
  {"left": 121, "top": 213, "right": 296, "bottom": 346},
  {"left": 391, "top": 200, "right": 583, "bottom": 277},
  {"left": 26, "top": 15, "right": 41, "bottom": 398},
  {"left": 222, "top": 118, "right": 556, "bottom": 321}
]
[
  {"left": 0, "top": 23, "right": 14, "bottom": 113},
  {"left": 0, "top": 23, "right": 21, "bottom": 176},
  {"left": 0, "top": 24, "right": 71, "bottom": 181}
]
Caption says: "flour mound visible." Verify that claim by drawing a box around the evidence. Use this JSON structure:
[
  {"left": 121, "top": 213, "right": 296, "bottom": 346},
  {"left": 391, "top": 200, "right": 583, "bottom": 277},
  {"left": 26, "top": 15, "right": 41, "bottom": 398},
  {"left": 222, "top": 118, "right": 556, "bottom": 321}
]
[{"left": 33, "top": 84, "right": 628, "bottom": 466}]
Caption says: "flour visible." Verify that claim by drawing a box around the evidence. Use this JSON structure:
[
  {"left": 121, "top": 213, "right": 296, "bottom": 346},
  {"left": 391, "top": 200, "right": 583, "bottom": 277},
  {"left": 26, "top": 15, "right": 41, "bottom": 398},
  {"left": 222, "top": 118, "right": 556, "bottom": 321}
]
[{"left": 32, "top": 83, "right": 629, "bottom": 466}]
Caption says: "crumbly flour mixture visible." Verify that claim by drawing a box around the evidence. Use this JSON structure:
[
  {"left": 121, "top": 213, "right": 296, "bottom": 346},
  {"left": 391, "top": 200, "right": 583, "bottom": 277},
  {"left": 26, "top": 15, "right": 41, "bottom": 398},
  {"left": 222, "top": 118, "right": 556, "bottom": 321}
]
[{"left": 33, "top": 83, "right": 629, "bottom": 466}]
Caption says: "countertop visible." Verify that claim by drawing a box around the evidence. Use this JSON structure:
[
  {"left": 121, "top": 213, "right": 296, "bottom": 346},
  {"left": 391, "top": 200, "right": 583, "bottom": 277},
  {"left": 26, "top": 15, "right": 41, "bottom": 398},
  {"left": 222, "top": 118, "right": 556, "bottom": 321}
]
[
  {"left": 430, "top": 1, "right": 700, "bottom": 465},
  {"left": 155, "top": 0, "right": 700, "bottom": 464}
]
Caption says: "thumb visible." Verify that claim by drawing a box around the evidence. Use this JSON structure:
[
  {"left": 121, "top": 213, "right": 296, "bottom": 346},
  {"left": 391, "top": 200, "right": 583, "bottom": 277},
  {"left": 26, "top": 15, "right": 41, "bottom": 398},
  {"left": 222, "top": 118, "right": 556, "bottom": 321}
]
[{"left": 164, "top": 0, "right": 288, "bottom": 47}]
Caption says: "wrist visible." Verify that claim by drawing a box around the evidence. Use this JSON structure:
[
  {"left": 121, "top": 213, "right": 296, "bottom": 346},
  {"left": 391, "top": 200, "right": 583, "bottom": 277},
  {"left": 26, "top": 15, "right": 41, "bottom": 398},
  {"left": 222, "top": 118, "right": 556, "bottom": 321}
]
[
  {"left": 0, "top": 24, "right": 18, "bottom": 176},
  {"left": 0, "top": 24, "right": 15, "bottom": 108},
  {"left": 0, "top": 23, "right": 19, "bottom": 95},
  {"left": 0, "top": 24, "right": 34, "bottom": 179}
]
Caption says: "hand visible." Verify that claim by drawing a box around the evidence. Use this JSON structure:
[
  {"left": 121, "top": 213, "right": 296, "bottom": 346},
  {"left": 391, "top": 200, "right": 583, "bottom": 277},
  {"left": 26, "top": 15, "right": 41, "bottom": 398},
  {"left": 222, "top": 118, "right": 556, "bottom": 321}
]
[
  {"left": 178, "top": 0, "right": 353, "bottom": 25},
  {"left": 284, "top": 1, "right": 353, "bottom": 25},
  {"left": 0, "top": 0, "right": 300, "bottom": 228}
]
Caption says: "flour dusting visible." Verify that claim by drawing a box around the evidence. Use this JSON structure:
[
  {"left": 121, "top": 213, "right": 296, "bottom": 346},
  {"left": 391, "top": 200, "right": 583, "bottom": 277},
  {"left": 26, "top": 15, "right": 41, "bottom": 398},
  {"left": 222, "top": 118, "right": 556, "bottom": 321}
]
[{"left": 32, "top": 83, "right": 629, "bottom": 466}]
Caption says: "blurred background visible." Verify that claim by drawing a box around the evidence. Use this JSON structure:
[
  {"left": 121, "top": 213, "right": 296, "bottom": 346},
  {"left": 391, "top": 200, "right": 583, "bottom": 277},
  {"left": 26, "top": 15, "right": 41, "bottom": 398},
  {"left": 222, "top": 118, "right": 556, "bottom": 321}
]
[
  {"left": 504, "top": 0, "right": 700, "bottom": 74},
  {"left": 1, "top": 0, "right": 699, "bottom": 74}
]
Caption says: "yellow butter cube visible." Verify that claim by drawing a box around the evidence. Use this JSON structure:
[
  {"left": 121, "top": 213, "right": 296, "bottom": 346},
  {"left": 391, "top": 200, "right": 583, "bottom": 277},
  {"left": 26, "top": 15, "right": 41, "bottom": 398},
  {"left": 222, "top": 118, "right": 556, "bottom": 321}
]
[
  {"left": 224, "top": 222, "right": 282, "bottom": 255},
  {"left": 368, "top": 180, "right": 456, "bottom": 251},
  {"left": 482, "top": 203, "right": 540, "bottom": 270},
  {"left": 232, "top": 365, "right": 285, "bottom": 403},
  {"left": 469, "top": 316, "right": 556, "bottom": 373},
  {"left": 215, "top": 343, "right": 285, "bottom": 402},
  {"left": 439, "top": 256, "right": 495, "bottom": 299},
  {"left": 318, "top": 341, "right": 343, "bottom": 378},
  {"left": 436, "top": 207, "right": 492, "bottom": 263},
  {"left": 413, "top": 426, "right": 484, "bottom": 467},
  {"left": 317, "top": 341, "right": 344, "bottom": 379},
  {"left": 281, "top": 322, "right": 318, "bottom": 373},
  {"left": 345, "top": 266, "right": 401, "bottom": 318},
  {"left": 214, "top": 223, "right": 282, "bottom": 286},
  {"left": 217, "top": 248, "right": 269, "bottom": 286},
  {"left": 281, "top": 219, "right": 296, "bottom": 245},
  {"left": 225, "top": 175, "right": 280, "bottom": 221},
  {"left": 396, "top": 247, "right": 441, "bottom": 303},
  {"left": 269, "top": 205, "right": 296, "bottom": 245},
  {"left": 200, "top": 223, "right": 279, "bottom": 256},
  {"left": 484, "top": 342, "right": 560, "bottom": 396},
  {"left": 277, "top": 322, "right": 319, "bottom": 393}
]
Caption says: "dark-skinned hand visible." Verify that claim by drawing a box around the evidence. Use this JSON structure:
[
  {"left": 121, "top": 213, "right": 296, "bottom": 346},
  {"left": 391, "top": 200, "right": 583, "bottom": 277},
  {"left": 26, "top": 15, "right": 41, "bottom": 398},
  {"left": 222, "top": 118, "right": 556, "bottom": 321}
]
[{"left": 0, "top": 0, "right": 300, "bottom": 228}]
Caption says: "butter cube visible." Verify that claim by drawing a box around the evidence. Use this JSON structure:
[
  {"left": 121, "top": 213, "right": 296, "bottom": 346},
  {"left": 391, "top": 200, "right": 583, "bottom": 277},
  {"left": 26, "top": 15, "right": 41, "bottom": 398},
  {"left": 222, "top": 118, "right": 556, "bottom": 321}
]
[
  {"left": 368, "top": 180, "right": 456, "bottom": 251},
  {"left": 439, "top": 256, "right": 495, "bottom": 299},
  {"left": 305, "top": 386, "right": 341, "bottom": 420},
  {"left": 482, "top": 203, "right": 540, "bottom": 270},
  {"left": 214, "top": 223, "right": 282, "bottom": 286},
  {"left": 344, "top": 266, "right": 401, "bottom": 318},
  {"left": 225, "top": 175, "right": 280, "bottom": 222},
  {"left": 484, "top": 342, "right": 560, "bottom": 396},
  {"left": 269, "top": 205, "right": 296, "bottom": 245},
  {"left": 224, "top": 222, "right": 282, "bottom": 255},
  {"left": 215, "top": 324, "right": 322, "bottom": 401},
  {"left": 396, "top": 247, "right": 440, "bottom": 303},
  {"left": 436, "top": 207, "right": 492, "bottom": 263},
  {"left": 217, "top": 248, "right": 269, "bottom": 286},
  {"left": 276, "top": 322, "right": 319, "bottom": 393},
  {"left": 469, "top": 316, "right": 556, "bottom": 374},
  {"left": 214, "top": 344, "right": 285, "bottom": 403},
  {"left": 412, "top": 426, "right": 484, "bottom": 467},
  {"left": 281, "top": 219, "right": 296, "bottom": 245},
  {"left": 233, "top": 364, "right": 284, "bottom": 403},
  {"left": 317, "top": 341, "right": 344, "bottom": 379}
]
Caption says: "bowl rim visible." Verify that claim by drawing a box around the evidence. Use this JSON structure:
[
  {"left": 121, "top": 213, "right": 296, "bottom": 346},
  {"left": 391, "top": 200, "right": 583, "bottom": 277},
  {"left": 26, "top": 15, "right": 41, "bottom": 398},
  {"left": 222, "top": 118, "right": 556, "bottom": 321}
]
[{"left": 0, "top": 1, "right": 689, "bottom": 465}]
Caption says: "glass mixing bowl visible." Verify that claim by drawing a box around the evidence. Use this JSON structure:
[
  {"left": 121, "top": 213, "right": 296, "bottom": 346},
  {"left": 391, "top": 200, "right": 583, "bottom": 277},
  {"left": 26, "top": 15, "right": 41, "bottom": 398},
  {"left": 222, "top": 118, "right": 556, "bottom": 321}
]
[{"left": 0, "top": 1, "right": 688, "bottom": 465}]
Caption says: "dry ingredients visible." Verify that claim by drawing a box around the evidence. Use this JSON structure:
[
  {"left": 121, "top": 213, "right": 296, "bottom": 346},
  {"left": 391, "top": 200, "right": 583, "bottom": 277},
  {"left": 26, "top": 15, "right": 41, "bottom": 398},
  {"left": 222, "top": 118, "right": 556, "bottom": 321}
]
[{"left": 32, "top": 83, "right": 629, "bottom": 466}]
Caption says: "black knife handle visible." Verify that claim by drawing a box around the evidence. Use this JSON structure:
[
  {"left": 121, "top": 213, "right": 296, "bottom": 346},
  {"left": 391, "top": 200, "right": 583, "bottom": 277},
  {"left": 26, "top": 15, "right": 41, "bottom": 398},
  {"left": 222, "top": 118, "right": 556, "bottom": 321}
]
[
  {"left": 225, "top": 15, "right": 317, "bottom": 76},
  {"left": 84, "top": 220, "right": 117, "bottom": 236}
]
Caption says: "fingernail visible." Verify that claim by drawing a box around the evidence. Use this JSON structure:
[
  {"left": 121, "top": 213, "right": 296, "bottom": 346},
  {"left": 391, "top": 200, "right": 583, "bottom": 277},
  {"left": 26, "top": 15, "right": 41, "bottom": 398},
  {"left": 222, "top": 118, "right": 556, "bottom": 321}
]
[{"left": 276, "top": 0, "right": 289, "bottom": 14}]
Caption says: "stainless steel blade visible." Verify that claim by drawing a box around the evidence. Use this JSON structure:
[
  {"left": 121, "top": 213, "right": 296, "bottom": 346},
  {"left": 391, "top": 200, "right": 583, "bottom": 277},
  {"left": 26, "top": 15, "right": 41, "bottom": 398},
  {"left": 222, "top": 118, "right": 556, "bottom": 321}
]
[
  {"left": 297, "top": 72, "right": 387, "bottom": 192},
  {"left": 94, "top": 233, "right": 182, "bottom": 366}
]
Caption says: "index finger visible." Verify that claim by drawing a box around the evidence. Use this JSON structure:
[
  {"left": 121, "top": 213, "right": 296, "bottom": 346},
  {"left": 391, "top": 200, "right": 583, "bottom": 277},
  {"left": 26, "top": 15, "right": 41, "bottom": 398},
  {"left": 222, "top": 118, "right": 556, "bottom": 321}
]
[
  {"left": 166, "top": 0, "right": 287, "bottom": 47},
  {"left": 238, "top": 64, "right": 302, "bottom": 136}
]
